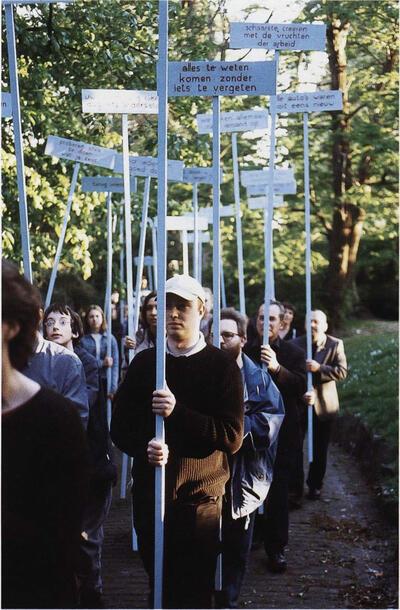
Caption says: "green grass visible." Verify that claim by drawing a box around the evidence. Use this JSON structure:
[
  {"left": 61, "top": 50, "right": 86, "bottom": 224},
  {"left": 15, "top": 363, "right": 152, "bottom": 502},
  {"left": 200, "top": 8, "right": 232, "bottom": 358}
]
[{"left": 338, "top": 319, "right": 398, "bottom": 502}]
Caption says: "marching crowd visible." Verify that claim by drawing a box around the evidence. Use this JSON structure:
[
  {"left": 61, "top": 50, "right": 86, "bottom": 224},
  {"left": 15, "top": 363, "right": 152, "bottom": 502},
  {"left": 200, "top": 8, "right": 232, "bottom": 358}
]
[{"left": 2, "top": 260, "right": 347, "bottom": 609}]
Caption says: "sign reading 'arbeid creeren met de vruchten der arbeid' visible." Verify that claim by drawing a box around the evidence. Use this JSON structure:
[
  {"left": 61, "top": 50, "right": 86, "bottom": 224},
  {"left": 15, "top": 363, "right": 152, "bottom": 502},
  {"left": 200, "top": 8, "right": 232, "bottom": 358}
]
[
  {"left": 196, "top": 110, "right": 268, "bottom": 134},
  {"left": 168, "top": 61, "right": 276, "bottom": 97},
  {"left": 271, "top": 90, "right": 343, "bottom": 114},
  {"left": 229, "top": 22, "right": 326, "bottom": 51}
]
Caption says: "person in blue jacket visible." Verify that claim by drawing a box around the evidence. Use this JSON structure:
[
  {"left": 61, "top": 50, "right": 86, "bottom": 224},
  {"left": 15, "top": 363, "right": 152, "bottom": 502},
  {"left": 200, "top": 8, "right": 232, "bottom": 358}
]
[
  {"left": 80, "top": 305, "right": 119, "bottom": 401},
  {"left": 212, "top": 308, "right": 285, "bottom": 609}
]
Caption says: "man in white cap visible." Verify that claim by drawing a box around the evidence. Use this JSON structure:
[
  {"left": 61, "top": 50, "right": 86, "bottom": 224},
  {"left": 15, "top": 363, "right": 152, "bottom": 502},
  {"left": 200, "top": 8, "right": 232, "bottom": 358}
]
[{"left": 111, "top": 275, "right": 244, "bottom": 609}]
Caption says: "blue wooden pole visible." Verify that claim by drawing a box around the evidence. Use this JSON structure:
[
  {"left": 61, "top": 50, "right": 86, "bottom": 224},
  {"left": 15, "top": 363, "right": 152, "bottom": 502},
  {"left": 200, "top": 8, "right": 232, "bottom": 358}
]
[
  {"left": 150, "top": 218, "right": 158, "bottom": 290},
  {"left": 122, "top": 114, "right": 135, "bottom": 362},
  {"left": 304, "top": 112, "right": 314, "bottom": 463},
  {"left": 231, "top": 132, "right": 246, "bottom": 315},
  {"left": 106, "top": 192, "right": 113, "bottom": 428},
  {"left": 4, "top": 3, "right": 32, "bottom": 282},
  {"left": 193, "top": 182, "right": 199, "bottom": 280},
  {"left": 212, "top": 95, "right": 221, "bottom": 348},
  {"left": 155, "top": 1, "right": 168, "bottom": 606},
  {"left": 263, "top": 50, "right": 279, "bottom": 348},
  {"left": 133, "top": 176, "right": 151, "bottom": 335},
  {"left": 45, "top": 162, "right": 80, "bottom": 308}
]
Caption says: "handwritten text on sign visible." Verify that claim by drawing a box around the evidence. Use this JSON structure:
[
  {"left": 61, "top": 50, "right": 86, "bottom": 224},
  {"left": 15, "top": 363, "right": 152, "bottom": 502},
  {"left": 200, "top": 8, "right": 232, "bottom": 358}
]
[
  {"left": 81, "top": 176, "right": 137, "bottom": 194},
  {"left": 45, "top": 135, "right": 115, "bottom": 169},
  {"left": 230, "top": 22, "right": 326, "bottom": 51},
  {"left": 82, "top": 89, "right": 158, "bottom": 115},
  {"left": 241, "top": 167, "right": 295, "bottom": 186},
  {"left": 196, "top": 110, "right": 268, "bottom": 134},
  {"left": 182, "top": 167, "right": 214, "bottom": 184},
  {"left": 1, "top": 93, "right": 12, "bottom": 118},
  {"left": 114, "top": 154, "right": 183, "bottom": 182},
  {"left": 271, "top": 90, "right": 343, "bottom": 114},
  {"left": 247, "top": 181, "right": 297, "bottom": 195},
  {"left": 168, "top": 61, "right": 276, "bottom": 97}
]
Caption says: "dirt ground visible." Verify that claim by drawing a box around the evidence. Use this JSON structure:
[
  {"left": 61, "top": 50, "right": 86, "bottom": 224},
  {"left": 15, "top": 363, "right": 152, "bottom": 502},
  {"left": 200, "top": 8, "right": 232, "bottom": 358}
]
[{"left": 101, "top": 443, "right": 398, "bottom": 609}]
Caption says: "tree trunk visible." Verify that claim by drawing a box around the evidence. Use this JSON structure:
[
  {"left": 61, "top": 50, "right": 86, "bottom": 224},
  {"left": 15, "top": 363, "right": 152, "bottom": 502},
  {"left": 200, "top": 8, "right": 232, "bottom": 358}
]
[{"left": 326, "top": 14, "right": 365, "bottom": 329}]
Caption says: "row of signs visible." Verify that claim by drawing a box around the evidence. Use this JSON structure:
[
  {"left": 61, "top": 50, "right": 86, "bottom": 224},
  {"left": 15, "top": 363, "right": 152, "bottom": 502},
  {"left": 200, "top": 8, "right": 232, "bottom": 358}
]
[{"left": 44, "top": 134, "right": 297, "bottom": 192}]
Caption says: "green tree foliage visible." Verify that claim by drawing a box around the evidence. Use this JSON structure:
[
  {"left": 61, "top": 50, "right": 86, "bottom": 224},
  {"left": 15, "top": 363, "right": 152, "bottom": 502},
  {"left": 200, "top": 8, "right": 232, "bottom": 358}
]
[{"left": 2, "top": 0, "right": 398, "bottom": 322}]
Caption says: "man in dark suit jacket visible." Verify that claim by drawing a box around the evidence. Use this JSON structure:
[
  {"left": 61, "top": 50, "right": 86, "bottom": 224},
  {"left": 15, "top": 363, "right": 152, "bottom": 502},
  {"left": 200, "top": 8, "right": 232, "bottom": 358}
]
[
  {"left": 244, "top": 300, "right": 306, "bottom": 573},
  {"left": 291, "top": 310, "right": 347, "bottom": 500}
]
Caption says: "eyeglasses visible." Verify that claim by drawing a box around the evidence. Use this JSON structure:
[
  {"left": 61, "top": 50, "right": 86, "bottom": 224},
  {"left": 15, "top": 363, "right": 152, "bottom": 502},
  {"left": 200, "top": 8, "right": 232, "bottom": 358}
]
[
  {"left": 44, "top": 318, "right": 70, "bottom": 329},
  {"left": 211, "top": 331, "right": 241, "bottom": 340}
]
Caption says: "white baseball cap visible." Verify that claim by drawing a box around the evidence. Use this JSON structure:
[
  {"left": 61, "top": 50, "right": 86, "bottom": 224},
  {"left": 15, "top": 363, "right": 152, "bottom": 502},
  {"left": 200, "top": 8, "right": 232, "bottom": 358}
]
[{"left": 165, "top": 274, "right": 206, "bottom": 304}]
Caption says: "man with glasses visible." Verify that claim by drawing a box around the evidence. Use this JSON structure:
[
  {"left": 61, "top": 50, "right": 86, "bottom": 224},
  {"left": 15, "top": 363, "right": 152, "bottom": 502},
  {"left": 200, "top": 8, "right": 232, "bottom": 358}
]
[
  {"left": 212, "top": 308, "right": 285, "bottom": 609},
  {"left": 23, "top": 305, "right": 88, "bottom": 427},
  {"left": 111, "top": 275, "right": 244, "bottom": 609},
  {"left": 244, "top": 300, "right": 306, "bottom": 573}
]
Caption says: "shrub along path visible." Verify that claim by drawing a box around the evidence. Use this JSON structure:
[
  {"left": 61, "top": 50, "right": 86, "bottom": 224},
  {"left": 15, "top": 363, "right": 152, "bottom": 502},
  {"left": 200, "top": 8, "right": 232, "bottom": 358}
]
[{"left": 101, "top": 443, "right": 398, "bottom": 609}]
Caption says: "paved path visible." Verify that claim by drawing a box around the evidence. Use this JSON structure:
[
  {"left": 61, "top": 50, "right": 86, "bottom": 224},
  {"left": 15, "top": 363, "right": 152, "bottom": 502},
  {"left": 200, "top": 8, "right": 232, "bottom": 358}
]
[{"left": 102, "top": 444, "right": 398, "bottom": 609}]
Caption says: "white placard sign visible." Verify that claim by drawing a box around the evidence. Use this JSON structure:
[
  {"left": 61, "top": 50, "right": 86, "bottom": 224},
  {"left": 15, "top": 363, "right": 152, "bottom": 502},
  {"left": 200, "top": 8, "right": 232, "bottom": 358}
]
[
  {"left": 271, "top": 90, "right": 343, "bottom": 114},
  {"left": 182, "top": 167, "right": 214, "bottom": 184},
  {"left": 230, "top": 22, "right": 326, "bottom": 52},
  {"left": 1, "top": 92, "right": 12, "bottom": 118},
  {"left": 241, "top": 167, "right": 294, "bottom": 186},
  {"left": 82, "top": 89, "right": 158, "bottom": 115},
  {"left": 45, "top": 135, "right": 115, "bottom": 169},
  {"left": 168, "top": 61, "right": 276, "bottom": 97},
  {"left": 248, "top": 196, "right": 287, "bottom": 209},
  {"left": 81, "top": 176, "right": 137, "bottom": 193},
  {"left": 114, "top": 154, "right": 183, "bottom": 182},
  {"left": 154, "top": 216, "right": 209, "bottom": 231},
  {"left": 247, "top": 181, "right": 297, "bottom": 195},
  {"left": 187, "top": 231, "right": 210, "bottom": 244},
  {"left": 198, "top": 204, "right": 236, "bottom": 222},
  {"left": 196, "top": 110, "right": 268, "bottom": 134}
]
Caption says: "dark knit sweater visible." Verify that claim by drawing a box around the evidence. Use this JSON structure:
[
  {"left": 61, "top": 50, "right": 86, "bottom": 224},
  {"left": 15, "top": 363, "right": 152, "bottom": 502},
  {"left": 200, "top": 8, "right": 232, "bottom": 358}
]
[
  {"left": 111, "top": 345, "right": 244, "bottom": 504},
  {"left": 2, "top": 387, "right": 88, "bottom": 609}
]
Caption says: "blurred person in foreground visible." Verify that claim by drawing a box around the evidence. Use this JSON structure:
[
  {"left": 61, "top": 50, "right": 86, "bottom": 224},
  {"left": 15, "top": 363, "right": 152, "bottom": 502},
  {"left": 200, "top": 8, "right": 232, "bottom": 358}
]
[
  {"left": 111, "top": 274, "right": 243, "bottom": 609},
  {"left": 2, "top": 260, "right": 88, "bottom": 609}
]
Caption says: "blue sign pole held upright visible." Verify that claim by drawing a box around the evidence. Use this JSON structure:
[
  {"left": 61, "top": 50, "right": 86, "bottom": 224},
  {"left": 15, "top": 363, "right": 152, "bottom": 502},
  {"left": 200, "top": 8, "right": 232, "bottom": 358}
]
[
  {"left": 4, "top": 3, "right": 32, "bottom": 281},
  {"left": 263, "top": 51, "right": 279, "bottom": 349},
  {"left": 105, "top": 191, "right": 113, "bottom": 427},
  {"left": 212, "top": 96, "right": 221, "bottom": 347},
  {"left": 303, "top": 112, "right": 314, "bottom": 463},
  {"left": 133, "top": 177, "right": 152, "bottom": 336},
  {"left": 231, "top": 132, "right": 246, "bottom": 315},
  {"left": 45, "top": 162, "right": 80, "bottom": 308},
  {"left": 155, "top": 1, "right": 168, "bottom": 607},
  {"left": 193, "top": 182, "right": 199, "bottom": 280}
]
